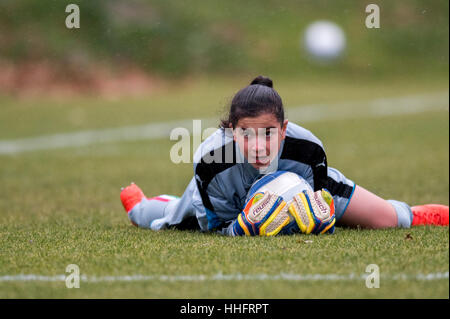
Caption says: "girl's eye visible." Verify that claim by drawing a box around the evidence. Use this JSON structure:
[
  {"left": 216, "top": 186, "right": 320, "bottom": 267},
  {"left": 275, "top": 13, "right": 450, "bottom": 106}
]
[
  {"left": 237, "top": 128, "right": 275, "bottom": 138},
  {"left": 240, "top": 129, "right": 254, "bottom": 138},
  {"left": 266, "top": 129, "right": 276, "bottom": 137}
]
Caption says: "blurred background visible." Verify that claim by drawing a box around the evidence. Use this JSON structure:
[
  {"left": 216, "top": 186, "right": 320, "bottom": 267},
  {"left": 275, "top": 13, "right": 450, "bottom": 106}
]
[{"left": 0, "top": 0, "right": 448, "bottom": 97}]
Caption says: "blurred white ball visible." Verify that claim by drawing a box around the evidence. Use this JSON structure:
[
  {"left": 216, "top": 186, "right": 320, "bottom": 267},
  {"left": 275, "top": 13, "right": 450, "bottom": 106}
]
[{"left": 303, "top": 21, "right": 346, "bottom": 61}]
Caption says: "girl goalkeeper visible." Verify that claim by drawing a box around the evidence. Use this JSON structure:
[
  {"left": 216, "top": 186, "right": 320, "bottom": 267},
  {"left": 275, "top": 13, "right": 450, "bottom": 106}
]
[{"left": 120, "top": 76, "right": 448, "bottom": 235}]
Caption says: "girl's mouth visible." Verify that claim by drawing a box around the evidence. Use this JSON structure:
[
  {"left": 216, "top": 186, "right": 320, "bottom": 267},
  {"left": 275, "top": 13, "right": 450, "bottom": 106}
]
[{"left": 254, "top": 156, "right": 270, "bottom": 165}]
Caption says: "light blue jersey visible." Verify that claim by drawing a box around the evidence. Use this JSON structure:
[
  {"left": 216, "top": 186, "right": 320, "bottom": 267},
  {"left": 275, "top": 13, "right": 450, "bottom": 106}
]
[{"left": 129, "top": 122, "right": 358, "bottom": 235}]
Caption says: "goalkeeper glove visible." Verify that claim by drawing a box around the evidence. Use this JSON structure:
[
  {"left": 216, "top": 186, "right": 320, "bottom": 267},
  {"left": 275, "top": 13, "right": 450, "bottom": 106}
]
[
  {"left": 287, "top": 188, "right": 336, "bottom": 234},
  {"left": 232, "top": 191, "right": 291, "bottom": 236}
]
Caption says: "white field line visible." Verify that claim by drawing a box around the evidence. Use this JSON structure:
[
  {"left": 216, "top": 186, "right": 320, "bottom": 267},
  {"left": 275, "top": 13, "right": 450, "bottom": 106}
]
[
  {"left": 0, "top": 91, "right": 448, "bottom": 155},
  {"left": 0, "top": 272, "right": 448, "bottom": 283}
]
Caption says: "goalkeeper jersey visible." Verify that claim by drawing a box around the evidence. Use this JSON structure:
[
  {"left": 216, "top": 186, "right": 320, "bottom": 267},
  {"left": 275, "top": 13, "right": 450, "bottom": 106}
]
[{"left": 150, "top": 121, "right": 355, "bottom": 235}]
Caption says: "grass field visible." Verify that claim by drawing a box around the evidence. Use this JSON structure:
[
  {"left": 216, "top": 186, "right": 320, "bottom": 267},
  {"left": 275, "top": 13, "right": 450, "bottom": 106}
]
[{"left": 0, "top": 76, "right": 448, "bottom": 298}]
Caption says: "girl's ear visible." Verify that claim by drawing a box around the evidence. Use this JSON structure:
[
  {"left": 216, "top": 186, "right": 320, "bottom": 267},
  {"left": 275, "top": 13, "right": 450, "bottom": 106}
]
[{"left": 281, "top": 119, "right": 288, "bottom": 140}]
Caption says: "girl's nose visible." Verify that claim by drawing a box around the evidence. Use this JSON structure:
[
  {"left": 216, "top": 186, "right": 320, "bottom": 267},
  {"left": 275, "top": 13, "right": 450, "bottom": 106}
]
[{"left": 251, "top": 136, "right": 268, "bottom": 154}]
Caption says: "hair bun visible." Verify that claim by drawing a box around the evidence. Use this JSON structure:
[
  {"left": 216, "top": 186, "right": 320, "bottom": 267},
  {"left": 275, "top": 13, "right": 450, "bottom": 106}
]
[{"left": 250, "top": 75, "right": 273, "bottom": 88}]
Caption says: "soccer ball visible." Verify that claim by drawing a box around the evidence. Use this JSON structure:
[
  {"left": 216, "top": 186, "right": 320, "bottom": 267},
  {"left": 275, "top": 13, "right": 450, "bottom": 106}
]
[
  {"left": 246, "top": 171, "right": 336, "bottom": 235},
  {"left": 246, "top": 171, "right": 312, "bottom": 203},
  {"left": 303, "top": 20, "right": 346, "bottom": 61},
  {"left": 240, "top": 171, "right": 313, "bottom": 236}
]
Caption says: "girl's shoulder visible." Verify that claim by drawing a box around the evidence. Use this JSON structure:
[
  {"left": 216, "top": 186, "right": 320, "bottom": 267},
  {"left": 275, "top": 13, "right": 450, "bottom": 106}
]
[
  {"left": 193, "top": 128, "right": 232, "bottom": 165},
  {"left": 286, "top": 122, "right": 324, "bottom": 148}
]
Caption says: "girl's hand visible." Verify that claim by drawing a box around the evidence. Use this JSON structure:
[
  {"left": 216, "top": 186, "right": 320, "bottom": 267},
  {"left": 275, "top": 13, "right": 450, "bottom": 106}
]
[
  {"left": 288, "top": 188, "right": 336, "bottom": 234},
  {"left": 232, "top": 191, "right": 291, "bottom": 236}
]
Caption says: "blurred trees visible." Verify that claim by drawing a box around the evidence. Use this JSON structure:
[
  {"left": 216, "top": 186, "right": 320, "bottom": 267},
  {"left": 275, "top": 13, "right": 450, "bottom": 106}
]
[{"left": 0, "top": 0, "right": 448, "bottom": 79}]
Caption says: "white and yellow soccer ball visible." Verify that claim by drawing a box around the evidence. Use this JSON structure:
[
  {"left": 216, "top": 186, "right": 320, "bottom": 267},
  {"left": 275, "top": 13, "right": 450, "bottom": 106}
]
[{"left": 234, "top": 171, "right": 336, "bottom": 236}]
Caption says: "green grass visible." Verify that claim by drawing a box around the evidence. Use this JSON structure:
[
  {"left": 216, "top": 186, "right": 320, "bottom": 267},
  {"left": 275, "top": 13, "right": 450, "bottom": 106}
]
[
  {"left": 0, "top": 77, "right": 448, "bottom": 298},
  {"left": 1, "top": 227, "right": 448, "bottom": 298},
  {"left": 0, "top": 74, "right": 446, "bottom": 139}
]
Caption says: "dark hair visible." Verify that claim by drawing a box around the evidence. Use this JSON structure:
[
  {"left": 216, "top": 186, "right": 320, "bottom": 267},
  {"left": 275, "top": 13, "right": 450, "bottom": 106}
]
[{"left": 220, "top": 75, "right": 284, "bottom": 129}]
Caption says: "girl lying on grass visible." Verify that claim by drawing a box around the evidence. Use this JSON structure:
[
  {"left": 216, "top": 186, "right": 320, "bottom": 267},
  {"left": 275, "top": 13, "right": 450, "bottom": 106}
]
[{"left": 119, "top": 76, "right": 448, "bottom": 236}]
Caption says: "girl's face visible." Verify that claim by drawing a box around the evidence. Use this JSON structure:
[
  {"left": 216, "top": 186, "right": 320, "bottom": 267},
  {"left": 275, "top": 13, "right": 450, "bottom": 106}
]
[{"left": 233, "top": 113, "right": 288, "bottom": 170}]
